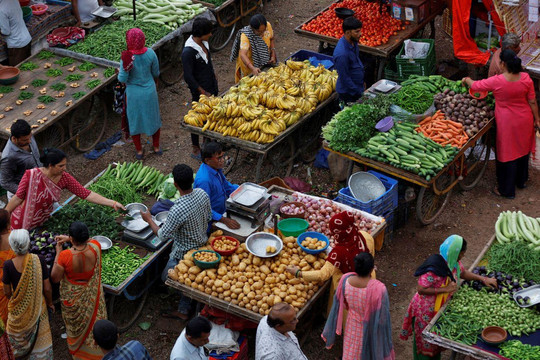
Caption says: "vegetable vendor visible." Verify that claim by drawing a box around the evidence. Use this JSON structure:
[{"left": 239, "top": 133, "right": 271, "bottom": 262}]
[
  {"left": 333, "top": 17, "right": 365, "bottom": 104},
  {"left": 286, "top": 211, "right": 375, "bottom": 316},
  {"left": 194, "top": 142, "right": 240, "bottom": 230},
  {"left": 463, "top": 50, "right": 540, "bottom": 199},
  {"left": 230, "top": 14, "right": 276, "bottom": 83},
  {"left": 72, "top": 0, "right": 101, "bottom": 27},
  {"left": 4, "top": 148, "right": 125, "bottom": 231},
  {"left": 140, "top": 164, "right": 212, "bottom": 320},
  {"left": 0, "top": 0, "right": 31, "bottom": 66},
  {"left": 182, "top": 18, "right": 219, "bottom": 161},
  {"left": 400, "top": 235, "right": 497, "bottom": 360},
  {"left": 488, "top": 33, "right": 520, "bottom": 77},
  {"left": 0, "top": 120, "right": 42, "bottom": 201}
]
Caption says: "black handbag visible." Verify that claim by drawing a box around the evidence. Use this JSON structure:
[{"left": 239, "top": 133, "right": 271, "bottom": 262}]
[{"left": 113, "top": 82, "right": 125, "bottom": 114}]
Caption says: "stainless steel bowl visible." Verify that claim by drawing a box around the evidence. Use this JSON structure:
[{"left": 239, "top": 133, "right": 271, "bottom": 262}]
[
  {"left": 245, "top": 232, "right": 283, "bottom": 258},
  {"left": 126, "top": 203, "right": 148, "bottom": 216},
  {"left": 348, "top": 172, "right": 386, "bottom": 203},
  {"left": 155, "top": 211, "right": 169, "bottom": 223},
  {"left": 93, "top": 235, "right": 113, "bottom": 250}
]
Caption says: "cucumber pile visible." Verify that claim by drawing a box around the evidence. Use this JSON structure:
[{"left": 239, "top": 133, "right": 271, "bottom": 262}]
[
  {"left": 102, "top": 162, "right": 168, "bottom": 197},
  {"left": 355, "top": 121, "right": 459, "bottom": 180},
  {"left": 495, "top": 211, "right": 540, "bottom": 250},
  {"left": 400, "top": 74, "right": 467, "bottom": 94}
]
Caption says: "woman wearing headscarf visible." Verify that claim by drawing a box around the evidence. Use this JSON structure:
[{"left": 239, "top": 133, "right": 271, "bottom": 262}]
[
  {"left": 286, "top": 211, "right": 375, "bottom": 315},
  {"left": 322, "top": 253, "right": 394, "bottom": 360},
  {"left": 230, "top": 14, "right": 276, "bottom": 83},
  {"left": 400, "top": 235, "right": 497, "bottom": 360},
  {"left": 2, "top": 229, "right": 53, "bottom": 359},
  {"left": 118, "top": 28, "right": 162, "bottom": 160},
  {"left": 51, "top": 221, "right": 107, "bottom": 360}
]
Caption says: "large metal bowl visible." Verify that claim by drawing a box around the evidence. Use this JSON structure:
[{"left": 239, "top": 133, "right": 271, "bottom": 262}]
[
  {"left": 155, "top": 211, "right": 169, "bottom": 223},
  {"left": 93, "top": 235, "right": 112, "bottom": 250},
  {"left": 126, "top": 203, "right": 148, "bottom": 216},
  {"left": 348, "top": 172, "right": 386, "bottom": 203},
  {"left": 245, "top": 232, "right": 283, "bottom": 258}
]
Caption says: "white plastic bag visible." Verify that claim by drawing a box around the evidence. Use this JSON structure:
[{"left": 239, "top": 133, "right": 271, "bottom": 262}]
[
  {"left": 530, "top": 130, "right": 540, "bottom": 170},
  {"left": 206, "top": 323, "right": 240, "bottom": 354},
  {"left": 402, "top": 39, "right": 430, "bottom": 59}
]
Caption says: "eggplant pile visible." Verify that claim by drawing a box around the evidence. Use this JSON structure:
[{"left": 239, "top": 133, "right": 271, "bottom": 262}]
[
  {"left": 469, "top": 266, "right": 536, "bottom": 301},
  {"left": 434, "top": 90, "right": 494, "bottom": 137},
  {"left": 29, "top": 230, "right": 69, "bottom": 266}
]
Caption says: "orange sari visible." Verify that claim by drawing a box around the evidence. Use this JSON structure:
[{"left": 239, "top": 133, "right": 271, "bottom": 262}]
[
  {"left": 0, "top": 248, "right": 15, "bottom": 324},
  {"left": 60, "top": 241, "right": 107, "bottom": 360}
]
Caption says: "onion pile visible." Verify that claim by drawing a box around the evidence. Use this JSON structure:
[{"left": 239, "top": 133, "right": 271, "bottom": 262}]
[
  {"left": 291, "top": 193, "right": 380, "bottom": 244},
  {"left": 280, "top": 203, "right": 305, "bottom": 216},
  {"left": 434, "top": 90, "right": 494, "bottom": 137}
]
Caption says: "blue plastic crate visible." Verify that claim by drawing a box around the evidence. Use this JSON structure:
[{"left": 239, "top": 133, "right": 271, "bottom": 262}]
[
  {"left": 335, "top": 170, "right": 398, "bottom": 216},
  {"left": 286, "top": 50, "right": 334, "bottom": 70},
  {"left": 383, "top": 210, "right": 394, "bottom": 243}
]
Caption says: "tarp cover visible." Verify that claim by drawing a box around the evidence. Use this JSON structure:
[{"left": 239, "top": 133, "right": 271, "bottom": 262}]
[{"left": 452, "top": 0, "right": 491, "bottom": 66}]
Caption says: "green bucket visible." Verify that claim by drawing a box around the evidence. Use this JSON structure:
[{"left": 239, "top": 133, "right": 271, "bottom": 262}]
[{"left": 277, "top": 218, "right": 309, "bottom": 237}]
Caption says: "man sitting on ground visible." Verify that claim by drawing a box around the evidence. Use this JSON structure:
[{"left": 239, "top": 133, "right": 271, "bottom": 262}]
[
  {"left": 255, "top": 302, "right": 308, "bottom": 360},
  {"left": 170, "top": 316, "right": 212, "bottom": 360},
  {"left": 93, "top": 319, "right": 152, "bottom": 359}
]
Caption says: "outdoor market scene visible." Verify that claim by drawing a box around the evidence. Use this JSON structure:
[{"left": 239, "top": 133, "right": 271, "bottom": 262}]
[{"left": 0, "top": 0, "right": 539, "bottom": 358}]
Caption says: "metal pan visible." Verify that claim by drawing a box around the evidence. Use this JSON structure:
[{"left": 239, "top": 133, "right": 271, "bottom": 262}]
[
  {"left": 513, "top": 284, "right": 540, "bottom": 308},
  {"left": 121, "top": 213, "right": 149, "bottom": 233},
  {"left": 230, "top": 183, "right": 268, "bottom": 207},
  {"left": 91, "top": 6, "right": 117, "bottom": 18}
]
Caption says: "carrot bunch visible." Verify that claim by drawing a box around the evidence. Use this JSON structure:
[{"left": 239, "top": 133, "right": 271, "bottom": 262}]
[{"left": 416, "top": 110, "right": 469, "bottom": 148}]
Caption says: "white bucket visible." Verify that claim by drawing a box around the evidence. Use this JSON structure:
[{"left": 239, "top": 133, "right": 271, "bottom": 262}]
[{"left": 531, "top": 130, "right": 540, "bottom": 171}]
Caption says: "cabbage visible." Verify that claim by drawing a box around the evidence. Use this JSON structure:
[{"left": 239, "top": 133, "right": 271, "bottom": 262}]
[{"left": 162, "top": 178, "right": 177, "bottom": 199}]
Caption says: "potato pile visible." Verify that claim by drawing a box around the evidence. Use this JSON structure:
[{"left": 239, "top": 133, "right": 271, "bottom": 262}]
[
  {"left": 301, "top": 237, "right": 326, "bottom": 250},
  {"left": 168, "top": 236, "right": 327, "bottom": 315},
  {"left": 213, "top": 237, "right": 237, "bottom": 252},
  {"left": 194, "top": 251, "right": 219, "bottom": 262}
]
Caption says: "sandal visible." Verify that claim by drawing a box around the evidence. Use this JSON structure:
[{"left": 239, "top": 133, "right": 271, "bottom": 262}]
[
  {"left": 153, "top": 149, "right": 163, "bottom": 156},
  {"left": 492, "top": 187, "right": 514, "bottom": 199},
  {"left": 135, "top": 152, "right": 144, "bottom": 160}
]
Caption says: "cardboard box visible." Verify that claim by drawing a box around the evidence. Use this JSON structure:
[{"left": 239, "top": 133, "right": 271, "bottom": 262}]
[{"left": 395, "top": 0, "right": 429, "bottom": 23}]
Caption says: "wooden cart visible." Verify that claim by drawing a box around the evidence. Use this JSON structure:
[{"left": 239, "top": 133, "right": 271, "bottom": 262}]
[
  {"left": 181, "top": 92, "right": 339, "bottom": 182},
  {"left": 294, "top": 1, "right": 444, "bottom": 79},
  {"left": 57, "top": 166, "right": 172, "bottom": 332},
  {"left": 422, "top": 235, "right": 540, "bottom": 359},
  {"left": 0, "top": 52, "right": 116, "bottom": 152},
  {"left": 324, "top": 119, "right": 494, "bottom": 225},
  {"left": 193, "top": 0, "right": 263, "bottom": 52}
]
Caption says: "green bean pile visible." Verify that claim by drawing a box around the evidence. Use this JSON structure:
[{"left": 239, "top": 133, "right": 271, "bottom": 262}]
[
  {"left": 488, "top": 242, "right": 540, "bottom": 283},
  {"left": 101, "top": 246, "right": 148, "bottom": 287},
  {"left": 69, "top": 20, "right": 169, "bottom": 61},
  {"left": 391, "top": 84, "right": 434, "bottom": 114}
]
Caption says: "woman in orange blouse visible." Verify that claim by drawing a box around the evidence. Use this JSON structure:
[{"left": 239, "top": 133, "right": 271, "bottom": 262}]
[
  {"left": 0, "top": 210, "right": 15, "bottom": 325},
  {"left": 51, "top": 221, "right": 107, "bottom": 360}
]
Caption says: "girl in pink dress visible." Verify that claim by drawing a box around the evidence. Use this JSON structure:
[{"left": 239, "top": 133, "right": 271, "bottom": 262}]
[{"left": 463, "top": 49, "right": 540, "bottom": 199}]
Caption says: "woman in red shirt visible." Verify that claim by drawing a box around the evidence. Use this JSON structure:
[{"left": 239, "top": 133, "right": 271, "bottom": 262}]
[
  {"left": 463, "top": 49, "right": 540, "bottom": 198},
  {"left": 51, "top": 222, "right": 107, "bottom": 360}
]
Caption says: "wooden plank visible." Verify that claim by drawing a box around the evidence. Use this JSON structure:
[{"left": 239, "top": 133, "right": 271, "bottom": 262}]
[
  {"left": 0, "top": 52, "right": 116, "bottom": 140},
  {"left": 294, "top": 2, "right": 442, "bottom": 58},
  {"left": 165, "top": 278, "right": 330, "bottom": 323},
  {"left": 181, "top": 92, "right": 338, "bottom": 154}
]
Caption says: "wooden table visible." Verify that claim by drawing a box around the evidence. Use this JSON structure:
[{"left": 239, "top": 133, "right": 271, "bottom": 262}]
[
  {"left": 294, "top": 2, "right": 445, "bottom": 79},
  {"left": 0, "top": 51, "right": 116, "bottom": 151}
]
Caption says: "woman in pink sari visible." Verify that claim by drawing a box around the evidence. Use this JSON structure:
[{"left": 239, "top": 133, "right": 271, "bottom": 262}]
[
  {"left": 5, "top": 148, "right": 125, "bottom": 230},
  {"left": 322, "top": 252, "right": 395, "bottom": 360}
]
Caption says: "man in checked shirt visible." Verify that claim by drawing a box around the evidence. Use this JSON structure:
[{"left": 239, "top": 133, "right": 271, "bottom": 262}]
[{"left": 142, "top": 164, "right": 212, "bottom": 320}]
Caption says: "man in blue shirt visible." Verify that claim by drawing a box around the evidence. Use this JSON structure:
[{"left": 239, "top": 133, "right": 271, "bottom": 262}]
[
  {"left": 194, "top": 142, "right": 240, "bottom": 229},
  {"left": 93, "top": 320, "right": 152, "bottom": 360},
  {"left": 333, "top": 17, "right": 365, "bottom": 104}
]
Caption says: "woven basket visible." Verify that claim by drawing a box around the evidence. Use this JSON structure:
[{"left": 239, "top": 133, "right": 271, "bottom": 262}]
[{"left": 443, "top": 8, "right": 452, "bottom": 37}]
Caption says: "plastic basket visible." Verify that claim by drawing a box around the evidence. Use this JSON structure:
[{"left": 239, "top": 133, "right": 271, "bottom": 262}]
[
  {"left": 286, "top": 50, "right": 334, "bottom": 70},
  {"left": 335, "top": 170, "right": 398, "bottom": 216},
  {"left": 396, "top": 39, "right": 436, "bottom": 78}
]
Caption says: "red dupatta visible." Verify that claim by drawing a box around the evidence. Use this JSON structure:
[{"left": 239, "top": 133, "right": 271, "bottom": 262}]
[
  {"left": 121, "top": 28, "right": 148, "bottom": 72},
  {"left": 327, "top": 211, "right": 368, "bottom": 274}
]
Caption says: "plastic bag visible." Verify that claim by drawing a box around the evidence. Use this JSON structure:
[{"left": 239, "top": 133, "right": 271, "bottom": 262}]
[
  {"left": 530, "top": 130, "right": 540, "bottom": 171},
  {"left": 402, "top": 39, "right": 430, "bottom": 59},
  {"left": 390, "top": 102, "right": 435, "bottom": 123}
]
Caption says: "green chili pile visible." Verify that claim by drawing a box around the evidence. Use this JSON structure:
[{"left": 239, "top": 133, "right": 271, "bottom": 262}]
[
  {"left": 487, "top": 242, "right": 540, "bottom": 283},
  {"left": 78, "top": 62, "right": 96, "bottom": 72},
  {"left": 46, "top": 69, "right": 63, "bottom": 77},
  {"left": 86, "top": 79, "right": 101, "bottom": 89},
  {"left": 66, "top": 74, "right": 84, "bottom": 82},
  {"left": 0, "top": 86, "right": 14, "bottom": 94},
  {"left": 54, "top": 57, "right": 75, "bottom": 66},
  {"left": 38, "top": 95, "right": 55, "bottom": 104},
  {"left": 391, "top": 84, "right": 434, "bottom": 114},
  {"left": 20, "top": 62, "right": 39, "bottom": 71},
  {"left": 104, "top": 67, "right": 116, "bottom": 78},
  {"left": 101, "top": 245, "right": 149, "bottom": 287},
  {"left": 73, "top": 91, "right": 86, "bottom": 100},
  {"left": 18, "top": 91, "right": 34, "bottom": 100},
  {"left": 31, "top": 79, "right": 48, "bottom": 87},
  {"left": 499, "top": 340, "right": 540, "bottom": 359},
  {"left": 50, "top": 83, "right": 67, "bottom": 91},
  {"left": 38, "top": 51, "right": 55, "bottom": 60}
]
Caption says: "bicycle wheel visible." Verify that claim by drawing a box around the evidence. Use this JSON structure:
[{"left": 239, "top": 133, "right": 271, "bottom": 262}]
[
  {"left": 209, "top": 22, "right": 237, "bottom": 52},
  {"left": 68, "top": 94, "right": 107, "bottom": 152},
  {"left": 416, "top": 170, "right": 455, "bottom": 225},
  {"left": 159, "top": 36, "right": 184, "bottom": 86},
  {"left": 36, "top": 122, "right": 65, "bottom": 149},
  {"left": 458, "top": 133, "right": 491, "bottom": 191}
]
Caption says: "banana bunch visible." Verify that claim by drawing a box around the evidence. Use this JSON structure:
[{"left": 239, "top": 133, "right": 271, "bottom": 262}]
[{"left": 182, "top": 61, "right": 338, "bottom": 144}]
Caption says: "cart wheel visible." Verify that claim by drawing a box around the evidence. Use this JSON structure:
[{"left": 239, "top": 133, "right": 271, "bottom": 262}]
[
  {"left": 209, "top": 22, "right": 237, "bottom": 52},
  {"left": 416, "top": 171, "right": 455, "bottom": 225},
  {"left": 68, "top": 95, "right": 107, "bottom": 152},
  {"left": 268, "top": 136, "right": 295, "bottom": 177},
  {"left": 107, "top": 291, "right": 148, "bottom": 333},
  {"left": 159, "top": 36, "right": 184, "bottom": 86},
  {"left": 458, "top": 133, "right": 491, "bottom": 191},
  {"left": 223, "top": 147, "right": 239, "bottom": 175},
  {"left": 36, "top": 123, "right": 65, "bottom": 149}
]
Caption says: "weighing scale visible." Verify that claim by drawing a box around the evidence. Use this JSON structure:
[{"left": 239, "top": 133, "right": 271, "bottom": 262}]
[
  {"left": 121, "top": 219, "right": 166, "bottom": 251},
  {"left": 225, "top": 193, "right": 271, "bottom": 229}
]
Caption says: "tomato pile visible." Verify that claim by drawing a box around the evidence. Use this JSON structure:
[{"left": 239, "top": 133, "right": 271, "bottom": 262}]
[{"left": 301, "top": 0, "right": 407, "bottom": 47}]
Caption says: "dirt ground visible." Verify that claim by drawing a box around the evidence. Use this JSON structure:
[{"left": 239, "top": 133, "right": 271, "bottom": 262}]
[{"left": 11, "top": 1, "right": 539, "bottom": 359}]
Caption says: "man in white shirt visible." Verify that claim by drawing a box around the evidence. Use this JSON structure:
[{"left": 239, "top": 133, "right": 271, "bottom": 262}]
[
  {"left": 170, "top": 316, "right": 211, "bottom": 360},
  {"left": 255, "top": 303, "right": 308, "bottom": 360},
  {"left": 72, "top": 0, "right": 102, "bottom": 26},
  {"left": 0, "top": 0, "right": 32, "bottom": 65}
]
